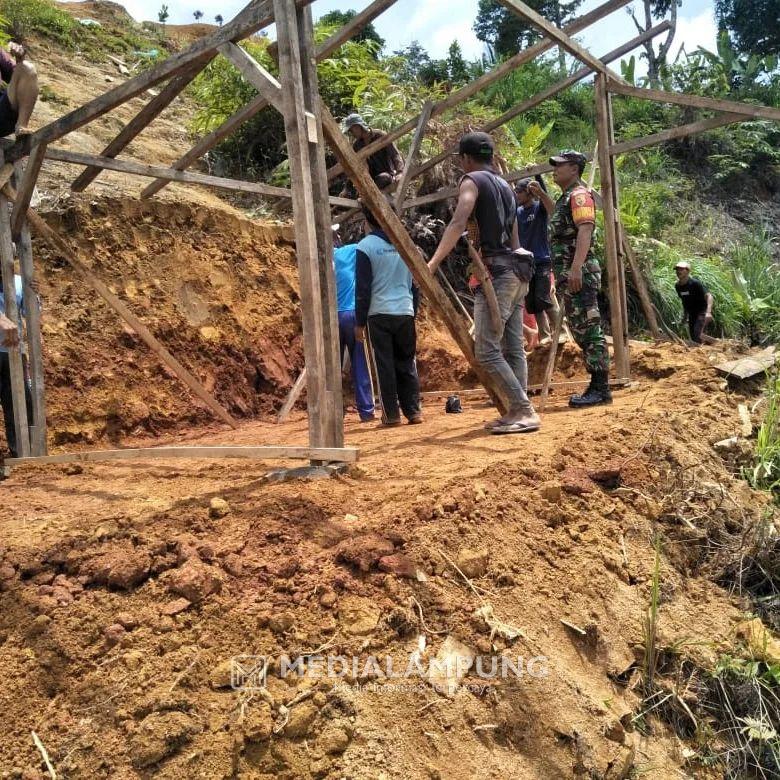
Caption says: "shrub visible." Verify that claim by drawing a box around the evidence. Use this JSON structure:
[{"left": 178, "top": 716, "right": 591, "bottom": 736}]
[{"left": 0, "top": 0, "right": 76, "bottom": 46}]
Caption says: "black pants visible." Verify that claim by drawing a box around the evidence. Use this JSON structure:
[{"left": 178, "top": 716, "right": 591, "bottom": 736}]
[
  {"left": 689, "top": 312, "right": 707, "bottom": 344},
  {"left": 0, "top": 352, "right": 32, "bottom": 458},
  {"left": 367, "top": 314, "right": 421, "bottom": 423}
]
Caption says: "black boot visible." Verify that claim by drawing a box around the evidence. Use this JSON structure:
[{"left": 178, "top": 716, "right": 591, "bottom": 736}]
[{"left": 569, "top": 371, "right": 612, "bottom": 408}]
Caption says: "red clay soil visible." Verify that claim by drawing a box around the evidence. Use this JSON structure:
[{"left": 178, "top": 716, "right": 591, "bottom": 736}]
[{"left": 0, "top": 339, "right": 775, "bottom": 779}]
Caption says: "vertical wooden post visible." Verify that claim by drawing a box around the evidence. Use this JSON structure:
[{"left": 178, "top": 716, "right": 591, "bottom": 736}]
[
  {"left": 13, "top": 163, "right": 46, "bottom": 455},
  {"left": 274, "top": 0, "right": 342, "bottom": 451},
  {"left": 0, "top": 155, "right": 30, "bottom": 457},
  {"left": 394, "top": 100, "right": 433, "bottom": 212},
  {"left": 594, "top": 74, "right": 630, "bottom": 380}
]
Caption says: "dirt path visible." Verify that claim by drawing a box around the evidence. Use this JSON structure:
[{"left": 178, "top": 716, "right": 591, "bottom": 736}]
[{"left": 0, "top": 345, "right": 773, "bottom": 779}]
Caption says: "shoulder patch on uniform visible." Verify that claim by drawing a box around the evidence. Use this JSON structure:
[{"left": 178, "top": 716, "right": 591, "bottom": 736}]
[{"left": 574, "top": 194, "right": 587, "bottom": 206}]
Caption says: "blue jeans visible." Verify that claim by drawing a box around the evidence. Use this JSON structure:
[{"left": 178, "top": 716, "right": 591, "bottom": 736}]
[
  {"left": 474, "top": 272, "right": 533, "bottom": 414},
  {"left": 338, "top": 310, "right": 375, "bottom": 420}
]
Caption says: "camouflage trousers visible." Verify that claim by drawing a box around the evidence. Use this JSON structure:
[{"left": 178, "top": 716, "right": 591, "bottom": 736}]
[{"left": 555, "top": 258, "right": 610, "bottom": 375}]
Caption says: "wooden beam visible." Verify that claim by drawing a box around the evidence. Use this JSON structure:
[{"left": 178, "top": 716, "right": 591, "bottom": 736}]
[
  {"left": 595, "top": 74, "right": 630, "bottom": 379},
  {"left": 619, "top": 228, "right": 660, "bottom": 339},
  {"left": 6, "top": 445, "right": 359, "bottom": 466},
  {"left": 0, "top": 169, "right": 30, "bottom": 457},
  {"left": 70, "top": 62, "right": 209, "bottom": 193},
  {"left": 218, "top": 42, "right": 284, "bottom": 113},
  {"left": 4, "top": 0, "right": 317, "bottom": 162},
  {"left": 274, "top": 0, "right": 341, "bottom": 449},
  {"left": 11, "top": 143, "right": 46, "bottom": 237},
  {"left": 142, "top": 0, "right": 400, "bottom": 199},
  {"left": 407, "top": 22, "right": 671, "bottom": 185},
  {"left": 393, "top": 100, "right": 433, "bottom": 212},
  {"left": 321, "top": 107, "right": 510, "bottom": 413},
  {"left": 326, "top": 0, "right": 633, "bottom": 180},
  {"left": 277, "top": 368, "right": 306, "bottom": 423},
  {"left": 496, "top": 0, "right": 626, "bottom": 82},
  {"left": 606, "top": 79, "right": 780, "bottom": 123},
  {"left": 13, "top": 163, "right": 47, "bottom": 455},
  {"left": 45, "top": 147, "right": 359, "bottom": 208},
  {"left": 610, "top": 112, "right": 745, "bottom": 155},
  {"left": 3, "top": 184, "right": 239, "bottom": 430}
]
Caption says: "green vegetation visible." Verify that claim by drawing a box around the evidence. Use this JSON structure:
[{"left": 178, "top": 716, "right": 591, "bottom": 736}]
[{"left": 0, "top": 0, "right": 163, "bottom": 61}]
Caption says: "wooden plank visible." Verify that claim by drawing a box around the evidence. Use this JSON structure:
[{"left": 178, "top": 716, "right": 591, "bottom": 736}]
[
  {"left": 393, "top": 100, "right": 433, "bottom": 211},
  {"left": 610, "top": 113, "right": 745, "bottom": 155},
  {"left": 3, "top": 184, "right": 239, "bottom": 430},
  {"left": 715, "top": 347, "right": 777, "bottom": 379},
  {"left": 45, "top": 147, "right": 359, "bottom": 208},
  {"left": 595, "top": 74, "right": 629, "bottom": 379},
  {"left": 497, "top": 0, "right": 624, "bottom": 79},
  {"left": 298, "top": 4, "right": 344, "bottom": 449},
  {"left": 142, "top": 0, "right": 400, "bottom": 199},
  {"left": 218, "top": 42, "right": 284, "bottom": 113},
  {"left": 274, "top": 0, "right": 331, "bottom": 448},
  {"left": 606, "top": 79, "right": 780, "bottom": 123},
  {"left": 0, "top": 178, "right": 30, "bottom": 457},
  {"left": 70, "top": 61, "right": 209, "bottom": 192},
  {"left": 620, "top": 229, "right": 660, "bottom": 339},
  {"left": 321, "top": 107, "right": 510, "bottom": 413},
  {"left": 277, "top": 368, "right": 306, "bottom": 423},
  {"left": 407, "top": 22, "right": 670, "bottom": 186},
  {"left": 326, "top": 0, "right": 633, "bottom": 181},
  {"left": 421, "top": 378, "right": 630, "bottom": 399},
  {"left": 14, "top": 163, "right": 47, "bottom": 455},
  {"left": 539, "top": 299, "right": 566, "bottom": 412},
  {"left": 3, "top": 0, "right": 318, "bottom": 162},
  {"left": 6, "top": 445, "right": 359, "bottom": 466},
  {"left": 11, "top": 143, "right": 46, "bottom": 237}
]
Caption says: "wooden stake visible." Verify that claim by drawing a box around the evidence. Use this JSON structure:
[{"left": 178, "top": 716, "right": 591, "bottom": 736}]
[
  {"left": 277, "top": 368, "right": 306, "bottom": 423},
  {"left": 620, "top": 228, "right": 661, "bottom": 339},
  {"left": 0, "top": 175, "right": 30, "bottom": 457},
  {"left": 539, "top": 296, "right": 566, "bottom": 412},
  {"left": 393, "top": 100, "right": 433, "bottom": 212},
  {"left": 13, "top": 162, "right": 46, "bottom": 455},
  {"left": 3, "top": 185, "right": 238, "bottom": 429},
  {"left": 320, "top": 108, "right": 510, "bottom": 414},
  {"left": 466, "top": 241, "right": 502, "bottom": 335},
  {"left": 11, "top": 143, "right": 46, "bottom": 237},
  {"left": 595, "top": 74, "right": 630, "bottom": 379}
]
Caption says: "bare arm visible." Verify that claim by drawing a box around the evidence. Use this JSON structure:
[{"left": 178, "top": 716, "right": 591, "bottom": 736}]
[
  {"left": 528, "top": 181, "right": 555, "bottom": 216},
  {"left": 511, "top": 218, "right": 520, "bottom": 251},
  {"left": 427, "top": 179, "right": 478, "bottom": 274}
]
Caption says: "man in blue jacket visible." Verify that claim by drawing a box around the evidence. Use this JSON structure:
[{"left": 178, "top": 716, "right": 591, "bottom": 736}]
[
  {"left": 355, "top": 206, "right": 422, "bottom": 427},
  {"left": 333, "top": 229, "right": 375, "bottom": 422}
]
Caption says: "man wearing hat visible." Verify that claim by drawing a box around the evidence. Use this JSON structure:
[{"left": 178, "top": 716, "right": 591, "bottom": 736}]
[
  {"left": 674, "top": 261, "right": 715, "bottom": 344},
  {"left": 514, "top": 176, "right": 559, "bottom": 343},
  {"left": 428, "top": 131, "right": 540, "bottom": 434},
  {"left": 340, "top": 113, "right": 404, "bottom": 196},
  {"left": 548, "top": 150, "right": 612, "bottom": 407}
]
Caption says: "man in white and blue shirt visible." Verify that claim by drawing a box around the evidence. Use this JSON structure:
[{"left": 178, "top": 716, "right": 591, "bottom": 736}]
[{"left": 354, "top": 207, "right": 421, "bottom": 427}]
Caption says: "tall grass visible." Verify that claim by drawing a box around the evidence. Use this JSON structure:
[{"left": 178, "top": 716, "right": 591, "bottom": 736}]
[{"left": 746, "top": 373, "right": 780, "bottom": 496}]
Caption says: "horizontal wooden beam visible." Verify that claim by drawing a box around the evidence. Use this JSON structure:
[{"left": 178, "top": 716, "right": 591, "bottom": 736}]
[
  {"left": 6, "top": 445, "right": 359, "bottom": 466},
  {"left": 610, "top": 112, "right": 747, "bottom": 154},
  {"left": 4, "top": 0, "right": 316, "bottom": 161},
  {"left": 142, "top": 0, "right": 400, "bottom": 199},
  {"left": 606, "top": 79, "right": 780, "bottom": 122},
  {"left": 408, "top": 22, "right": 670, "bottom": 184},
  {"left": 326, "top": 0, "right": 633, "bottom": 181},
  {"left": 46, "top": 147, "right": 359, "bottom": 207}
]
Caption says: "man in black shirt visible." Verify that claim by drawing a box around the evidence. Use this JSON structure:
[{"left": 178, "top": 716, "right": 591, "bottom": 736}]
[
  {"left": 675, "top": 261, "right": 716, "bottom": 344},
  {"left": 340, "top": 114, "right": 404, "bottom": 196}
]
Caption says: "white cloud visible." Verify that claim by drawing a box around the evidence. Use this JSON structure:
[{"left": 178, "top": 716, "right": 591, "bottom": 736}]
[{"left": 673, "top": 9, "right": 719, "bottom": 58}]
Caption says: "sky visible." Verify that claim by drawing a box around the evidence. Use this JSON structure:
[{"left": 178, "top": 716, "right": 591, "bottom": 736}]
[{"left": 93, "top": 0, "right": 720, "bottom": 64}]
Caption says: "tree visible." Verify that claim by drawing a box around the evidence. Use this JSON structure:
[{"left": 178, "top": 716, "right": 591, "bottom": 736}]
[
  {"left": 157, "top": 3, "right": 169, "bottom": 35},
  {"left": 193, "top": 9, "right": 204, "bottom": 22},
  {"left": 626, "top": 0, "right": 681, "bottom": 86},
  {"left": 215, "top": 14, "right": 223, "bottom": 26},
  {"left": 716, "top": 0, "right": 780, "bottom": 57},
  {"left": 474, "top": 0, "right": 583, "bottom": 69},
  {"left": 319, "top": 9, "right": 385, "bottom": 53},
  {"left": 447, "top": 41, "right": 471, "bottom": 85}
]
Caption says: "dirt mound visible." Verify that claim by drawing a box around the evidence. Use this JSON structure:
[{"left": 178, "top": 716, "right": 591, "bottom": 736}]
[{"left": 0, "top": 342, "right": 775, "bottom": 778}]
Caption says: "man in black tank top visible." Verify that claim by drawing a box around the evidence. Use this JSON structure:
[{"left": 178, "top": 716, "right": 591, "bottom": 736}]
[{"left": 428, "top": 132, "right": 540, "bottom": 434}]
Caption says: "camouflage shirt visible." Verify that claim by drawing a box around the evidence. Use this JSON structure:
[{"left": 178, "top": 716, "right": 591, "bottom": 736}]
[{"left": 550, "top": 183, "right": 596, "bottom": 269}]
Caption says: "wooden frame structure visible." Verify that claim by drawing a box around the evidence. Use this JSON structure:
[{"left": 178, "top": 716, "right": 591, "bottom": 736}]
[{"left": 2, "top": 0, "right": 779, "bottom": 469}]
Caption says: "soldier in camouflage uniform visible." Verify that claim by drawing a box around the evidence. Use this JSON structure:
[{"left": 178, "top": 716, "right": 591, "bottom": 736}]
[{"left": 538, "top": 151, "right": 611, "bottom": 407}]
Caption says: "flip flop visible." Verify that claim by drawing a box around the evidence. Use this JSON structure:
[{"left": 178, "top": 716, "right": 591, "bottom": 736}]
[{"left": 491, "top": 421, "right": 540, "bottom": 435}]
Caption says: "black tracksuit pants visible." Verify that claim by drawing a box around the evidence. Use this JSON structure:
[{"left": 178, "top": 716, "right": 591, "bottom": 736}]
[
  {"left": 0, "top": 352, "right": 32, "bottom": 458},
  {"left": 367, "top": 314, "right": 421, "bottom": 423}
]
